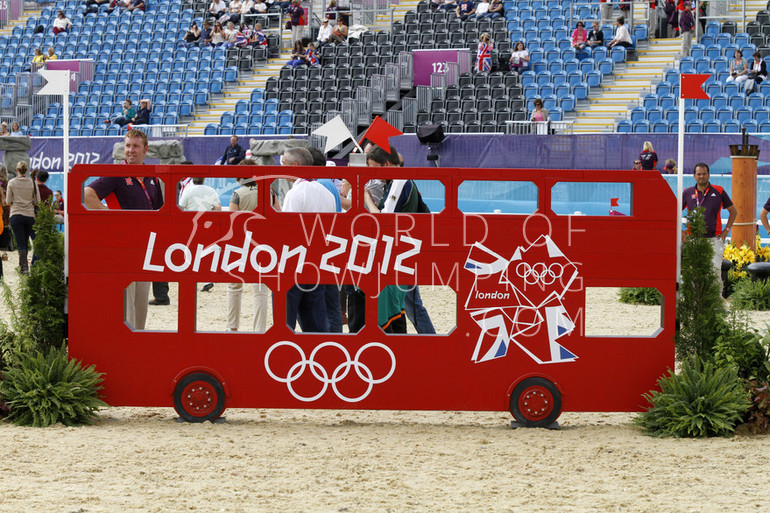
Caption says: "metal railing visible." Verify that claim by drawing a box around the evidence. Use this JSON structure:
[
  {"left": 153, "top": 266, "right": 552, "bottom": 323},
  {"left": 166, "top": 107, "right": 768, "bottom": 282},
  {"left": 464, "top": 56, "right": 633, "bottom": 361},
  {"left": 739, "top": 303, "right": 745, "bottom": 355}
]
[
  {"left": 504, "top": 120, "right": 574, "bottom": 135},
  {"left": 132, "top": 124, "right": 190, "bottom": 137}
]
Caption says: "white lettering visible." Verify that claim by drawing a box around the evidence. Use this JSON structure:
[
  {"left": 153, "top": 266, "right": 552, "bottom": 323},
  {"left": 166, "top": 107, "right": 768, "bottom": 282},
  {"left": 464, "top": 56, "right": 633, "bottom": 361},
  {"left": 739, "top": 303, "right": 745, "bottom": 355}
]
[
  {"left": 475, "top": 291, "right": 511, "bottom": 300},
  {"left": 250, "top": 244, "right": 278, "bottom": 273},
  {"left": 222, "top": 230, "right": 253, "bottom": 273},
  {"left": 278, "top": 244, "right": 307, "bottom": 273},
  {"left": 347, "top": 235, "right": 377, "bottom": 274},
  {"left": 142, "top": 232, "right": 164, "bottom": 272},
  {"left": 319, "top": 235, "right": 347, "bottom": 274},
  {"left": 394, "top": 236, "right": 421, "bottom": 275},
  {"left": 165, "top": 243, "right": 192, "bottom": 272},
  {"left": 192, "top": 243, "right": 221, "bottom": 272}
]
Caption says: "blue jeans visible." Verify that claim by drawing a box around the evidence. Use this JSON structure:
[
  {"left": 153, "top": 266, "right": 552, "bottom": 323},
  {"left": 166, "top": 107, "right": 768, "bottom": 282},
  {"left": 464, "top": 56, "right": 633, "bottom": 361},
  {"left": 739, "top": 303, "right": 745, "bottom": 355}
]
[
  {"left": 286, "top": 285, "right": 328, "bottom": 333},
  {"left": 324, "top": 284, "right": 343, "bottom": 333},
  {"left": 404, "top": 286, "right": 435, "bottom": 334}
]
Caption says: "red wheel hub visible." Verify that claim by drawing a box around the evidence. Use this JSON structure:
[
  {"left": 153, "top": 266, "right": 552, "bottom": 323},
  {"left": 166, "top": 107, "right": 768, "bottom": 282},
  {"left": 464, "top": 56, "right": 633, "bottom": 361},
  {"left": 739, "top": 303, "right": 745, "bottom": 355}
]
[
  {"left": 517, "top": 385, "right": 554, "bottom": 421},
  {"left": 181, "top": 381, "right": 217, "bottom": 417}
]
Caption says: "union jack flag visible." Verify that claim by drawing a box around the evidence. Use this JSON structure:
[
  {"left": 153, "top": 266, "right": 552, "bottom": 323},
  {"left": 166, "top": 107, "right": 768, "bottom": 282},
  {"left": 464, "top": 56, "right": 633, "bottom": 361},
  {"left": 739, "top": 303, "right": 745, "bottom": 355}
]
[
  {"left": 306, "top": 49, "right": 318, "bottom": 66},
  {"left": 476, "top": 42, "right": 492, "bottom": 72}
]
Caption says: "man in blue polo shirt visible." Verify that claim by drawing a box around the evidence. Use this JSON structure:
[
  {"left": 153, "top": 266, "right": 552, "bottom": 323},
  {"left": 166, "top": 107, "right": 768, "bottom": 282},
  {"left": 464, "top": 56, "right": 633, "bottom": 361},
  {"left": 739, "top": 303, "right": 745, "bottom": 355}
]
[
  {"left": 682, "top": 162, "right": 737, "bottom": 287},
  {"left": 84, "top": 129, "right": 164, "bottom": 330}
]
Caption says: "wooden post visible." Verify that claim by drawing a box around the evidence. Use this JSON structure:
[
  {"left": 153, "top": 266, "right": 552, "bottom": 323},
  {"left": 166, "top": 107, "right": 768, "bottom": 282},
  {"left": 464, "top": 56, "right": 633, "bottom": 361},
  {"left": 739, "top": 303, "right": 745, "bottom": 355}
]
[{"left": 729, "top": 131, "right": 759, "bottom": 252}]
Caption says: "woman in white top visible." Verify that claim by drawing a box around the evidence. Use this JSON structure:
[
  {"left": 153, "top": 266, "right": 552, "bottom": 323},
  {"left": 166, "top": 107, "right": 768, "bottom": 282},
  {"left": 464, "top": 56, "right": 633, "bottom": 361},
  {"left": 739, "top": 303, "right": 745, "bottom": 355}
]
[
  {"left": 52, "top": 11, "right": 72, "bottom": 35},
  {"left": 607, "top": 16, "right": 633, "bottom": 48},
  {"left": 211, "top": 21, "right": 226, "bottom": 45},
  {"left": 209, "top": 0, "right": 227, "bottom": 18},
  {"left": 509, "top": 41, "right": 530, "bottom": 72},
  {"left": 224, "top": 0, "right": 242, "bottom": 23},
  {"left": 224, "top": 21, "right": 238, "bottom": 42}
]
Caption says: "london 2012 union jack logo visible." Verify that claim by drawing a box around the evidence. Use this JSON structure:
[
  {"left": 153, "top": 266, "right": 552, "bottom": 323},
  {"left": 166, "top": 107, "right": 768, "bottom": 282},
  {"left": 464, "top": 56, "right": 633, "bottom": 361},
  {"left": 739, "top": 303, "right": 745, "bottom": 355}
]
[{"left": 464, "top": 235, "right": 578, "bottom": 365}]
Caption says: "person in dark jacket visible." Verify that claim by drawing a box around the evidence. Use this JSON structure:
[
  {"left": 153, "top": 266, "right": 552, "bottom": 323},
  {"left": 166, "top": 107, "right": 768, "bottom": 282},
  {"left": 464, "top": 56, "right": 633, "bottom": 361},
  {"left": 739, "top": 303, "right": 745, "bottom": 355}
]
[
  {"left": 221, "top": 135, "right": 246, "bottom": 165},
  {"left": 679, "top": 2, "right": 694, "bottom": 57},
  {"left": 131, "top": 99, "right": 151, "bottom": 125},
  {"left": 745, "top": 51, "right": 768, "bottom": 95},
  {"left": 665, "top": 0, "right": 678, "bottom": 38}
]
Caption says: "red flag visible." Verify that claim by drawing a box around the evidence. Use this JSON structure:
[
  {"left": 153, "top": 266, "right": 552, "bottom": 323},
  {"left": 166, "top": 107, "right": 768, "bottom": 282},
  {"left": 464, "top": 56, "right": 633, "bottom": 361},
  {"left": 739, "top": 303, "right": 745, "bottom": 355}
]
[
  {"left": 680, "top": 74, "right": 710, "bottom": 100},
  {"left": 359, "top": 116, "right": 403, "bottom": 154},
  {"left": 610, "top": 198, "right": 619, "bottom": 207}
]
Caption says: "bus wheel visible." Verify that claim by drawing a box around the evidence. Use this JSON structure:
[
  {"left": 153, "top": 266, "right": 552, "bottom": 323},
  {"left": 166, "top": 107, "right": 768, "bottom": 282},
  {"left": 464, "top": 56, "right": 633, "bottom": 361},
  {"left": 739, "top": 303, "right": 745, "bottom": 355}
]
[
  {"left": 509, "top": 377, "right": 561, "bottom": 428},
  {"left": 173, "top": 373, "right": 226, "bottom": 423}
]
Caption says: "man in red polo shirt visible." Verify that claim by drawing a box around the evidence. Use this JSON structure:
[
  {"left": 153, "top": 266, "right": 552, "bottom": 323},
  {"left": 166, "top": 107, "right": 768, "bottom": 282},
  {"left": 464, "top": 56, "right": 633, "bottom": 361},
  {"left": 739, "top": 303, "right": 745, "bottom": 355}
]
[
  {"left": 682, "top": 162, "right": 737, "bottom": 287},
  {"left": 84, "top": 129, "right": 164, "bottom": 330}
]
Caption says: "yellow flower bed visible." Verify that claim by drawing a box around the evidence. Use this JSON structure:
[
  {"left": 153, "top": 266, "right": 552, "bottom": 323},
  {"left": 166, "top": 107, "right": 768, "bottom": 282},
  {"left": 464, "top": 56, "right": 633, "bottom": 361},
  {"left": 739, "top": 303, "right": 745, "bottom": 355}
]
[{"left": 723, "top": 236, "right": 770, "bottom": 281}]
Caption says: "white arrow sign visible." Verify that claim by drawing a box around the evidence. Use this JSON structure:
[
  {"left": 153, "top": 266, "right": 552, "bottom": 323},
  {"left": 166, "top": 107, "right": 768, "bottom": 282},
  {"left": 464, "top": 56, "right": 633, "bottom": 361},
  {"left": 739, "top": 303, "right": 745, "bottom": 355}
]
[{"left": 37, "top": 69, "right": 71, "bottom": 96}]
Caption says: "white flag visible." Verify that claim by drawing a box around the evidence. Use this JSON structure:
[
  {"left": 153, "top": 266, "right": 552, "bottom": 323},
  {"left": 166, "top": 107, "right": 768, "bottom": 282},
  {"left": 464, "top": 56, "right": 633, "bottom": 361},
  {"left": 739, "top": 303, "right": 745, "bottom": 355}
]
[
  {"left": 312, "top": 115, "right": 354, "bottom": 153},
  {"left": 37, "top": 69, "right": 71, "bottom": 96}
]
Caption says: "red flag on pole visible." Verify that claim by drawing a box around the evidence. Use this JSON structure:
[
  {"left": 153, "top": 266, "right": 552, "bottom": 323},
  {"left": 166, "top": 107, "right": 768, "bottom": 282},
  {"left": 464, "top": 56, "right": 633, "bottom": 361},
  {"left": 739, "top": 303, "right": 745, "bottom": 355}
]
[
  {"left": 610, "top": 198, "right": 619, "bottom": 207},
  {"left": 680, "top": 74, "right": 710, "bottom": 99},
  {"left": 359, "top": 116, "right": 403, "bottom": 153}
]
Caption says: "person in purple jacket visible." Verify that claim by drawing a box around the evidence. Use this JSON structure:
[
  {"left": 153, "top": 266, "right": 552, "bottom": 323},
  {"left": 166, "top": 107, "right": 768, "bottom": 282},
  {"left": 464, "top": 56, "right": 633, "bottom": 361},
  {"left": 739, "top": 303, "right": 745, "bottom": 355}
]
[{"left": 679, "top": 2, "right": 694, "bottom": 57}]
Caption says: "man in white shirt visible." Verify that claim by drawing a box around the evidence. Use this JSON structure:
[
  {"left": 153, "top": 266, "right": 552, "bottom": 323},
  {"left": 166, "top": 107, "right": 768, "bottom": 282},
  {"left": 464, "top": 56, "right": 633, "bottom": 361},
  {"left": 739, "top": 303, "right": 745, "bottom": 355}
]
[
  {"left": 316, "top": 18, "right": 332, "bottom": 46},
  {"left": 472, "top": 0, "right": 490, "bottom": 19},
  {"left": 281, "top": 148, "right": 334, "bottom": 332},
  {"left": 179, "top": 177, "right": 222, "bottom": 212}
]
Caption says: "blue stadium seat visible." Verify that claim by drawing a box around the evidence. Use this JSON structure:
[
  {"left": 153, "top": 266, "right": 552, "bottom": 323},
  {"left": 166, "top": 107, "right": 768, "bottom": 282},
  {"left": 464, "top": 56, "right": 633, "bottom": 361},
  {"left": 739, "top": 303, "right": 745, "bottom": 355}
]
[
  {"left": 664, "top": 107, "right": 678, "bottom": 123},
  {"left": 632, "top": 119, "right": 650, "bottom": 132},
  {"left": 630, "top": 106, "right": 646, "bottom": 123},
  {"left": 728, "top": 92, "right": 746, "bottom": 108},
  {"left": 686, "top": 119, "right": 704, "bottom": 133},
  {"left": 647, "top": 106, "right": 663, "bottom": 123},
  {"left": 699, "top": 106, "right": 716, "bottom": 122},
  {"left": 742, "top": 119, "right": 758, "bottom": 132},
  {"left": 690, "top": 44, "right": 705, "bottom": 58},
  {"left": 651, "top": 119, "right": 669, "bottom": 133},
  {"left": 736, "top": 106, "right": 753, "bottom": 123},
  {"left": 759, "top": 120, "right": 770, "bottom": 132},
  {"left": 616, "top": 119, "right": 632, "bottom": 133},
  {"left": 572, "top": 82, "right": 588, "bottom": 100},
  {"left": 721, "top": 119, "right": 740, "bottom": 132},
  {"left": 658, "top": 93, "right": 676, "bottom": 108},
  {"left": 754, "top": 106, "right": 770, "bottom": 122},
  {"left": 716, "top": 105, "right": 734, "bottom": 122},
  {"left": 711, "top": 92, "right": 728, "bottom": 108}
]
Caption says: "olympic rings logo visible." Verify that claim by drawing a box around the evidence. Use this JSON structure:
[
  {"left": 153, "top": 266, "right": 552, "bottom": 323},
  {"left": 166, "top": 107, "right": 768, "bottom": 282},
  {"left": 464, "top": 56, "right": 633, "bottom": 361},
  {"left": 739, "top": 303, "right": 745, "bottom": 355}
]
[
  {"left": 264, "top": 341, "right": 396, "bottom": 403},
  {"left": 515, "top": 262, "right": 565, "bottom": 285}
]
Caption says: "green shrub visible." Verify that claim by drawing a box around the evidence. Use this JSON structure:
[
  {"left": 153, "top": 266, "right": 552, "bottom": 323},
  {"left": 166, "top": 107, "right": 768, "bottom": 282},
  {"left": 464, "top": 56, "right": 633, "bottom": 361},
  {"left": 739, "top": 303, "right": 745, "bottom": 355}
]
[
  {"left": 0, "top": 345, "right": 107, "bottom": 427},
  {"left": 731, "top": 278, "right": 770, "bottom": 311},
  {"left": 677, "top": 208, "right": 728, "bottom": 361},
  {"left": 619, "top": 287, "right": 662, "bottom": 305},
  {"left": 635, "top": 358, "right": 750, "bottom": 438},
  {"left": 713, "top": 316, "right": 770, "bottom": 382}
]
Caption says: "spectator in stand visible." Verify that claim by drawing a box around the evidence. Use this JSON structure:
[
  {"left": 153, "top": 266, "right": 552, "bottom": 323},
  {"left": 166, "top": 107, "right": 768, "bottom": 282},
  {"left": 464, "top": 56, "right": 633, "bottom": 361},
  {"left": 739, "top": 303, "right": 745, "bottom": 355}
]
[
  {"left": 250, "top": 23, "right": 268, "bottom": 46},
  {"left": 32, "top": 48, "right": 46, "bottom": 66},
  {"left": 587, "top": 20, "right": 604, "bottom": 47},
  {"left": 112, "top": 99, "right": 136, "bottom": 127},
  {"left": 329, "top": 17, "right": 348, "bottom": 44},
  {"left": 126, "top": 0, "right": 145, "bottom": 11},
  {"left": 456, "top": 0, "right": 475, "bottom": 21},
  {"left": 223, "top": 21, "right": 238, "bottom": 45},
  {"left": 600, "top": 0, "right": 611, "bottom": 23},
  {"left": 632, "top": 159, "right": 642, "bottom": 171},
  {"left": 639, "top": 141, "right": 658, "bottom": 170},
  {"left": 745, "top": 51, "right": 767, "bottom": 95},
  {"left": 325, "top": 0, "right": 340, "bottom": 20},
  {"left": 211, "top": 21, "right": 226, "bottom": 46},
  {"left": 607, "top": 16, "right": 633, "bottom": 49},
  {"left": 199, "top": 20, "right": 213, "bottom": 46},
  {"left": 251, "top": 0, "right": 268, "bottom": 26},
  {"left": 316, "top": 18, "right": 332, "bottom": 46},
  {"left": 665, "top": 0, "right": 678, "bottom": 38},
  {"left": 571, "top": 21, "right": 588, "bottom": 50},
  {"left": 52, "top": 11, "right": 72, "bottom": 35},
  {"left": 305, "top": 41, "right": 319, "bottom": 65},
  {"left": 726, "top": 49, "right": 749, "bottom": 84},
  {"left": 664, "top": 159, "right": 676, "bottom": 174},
  {"left": 45, "top": 47, "right": 57, "bottom": 60},
  {"left": 9, "top": 122, "right": 23, "bottom": 136},
  {"left": 131, "top": 99, "right": 151, "bottom": 126},
  {"left": 221, "top": 135, "right": 246, "bottom": 165},
  {"left": 209, "top": 0, "right": 227, "bottom": 18},
  {"left": 475, "top": 32, "right": 493, "bottom": 72},
  {"left": 509, "top": 41, "right": 529, "bottom": 72},
  {"left": 6, "top": 161, "right": 39, "bottom": 275},
  {"left": 470, "top": 0, "right": 490, "bottom": 19},
  {"left": 225, "top": 0, "right": 243, "bottom": 23},
  {"left": 0, "top": 123, "right": 8, "bottom": 136},
  {"left": 679, "top": 1, "right": 693, "bottom": 57},
  {"left": 287, "top": 0, "right": 304, "bottom": 46},
  {"left": 530, "top": 98, "right": 549, "bottom": 122},
  {"left": 184, "top": 22, "right": 201, "bottom": 44},
  {"left": 488, "top": 0, "right": 504, "bottom": 19},
  {"left": 287, "top": 40, "right": 308, "bottom": 67},
  {"left": 438, "top": 0, "right": 457, "bottom": 10}
]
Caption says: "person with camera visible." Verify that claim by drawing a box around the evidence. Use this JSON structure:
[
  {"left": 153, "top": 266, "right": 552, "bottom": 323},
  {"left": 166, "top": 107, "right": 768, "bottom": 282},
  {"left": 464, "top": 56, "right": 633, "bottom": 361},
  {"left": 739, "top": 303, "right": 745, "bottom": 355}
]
[
  {"left": 744, "top": 51, "right": 767, "bottom": 95},
  {"left": 726, "top": 49, "right": 749, "bottom": 85},
  {"left": 475, "top": 33, "right": 493, "bottom": 72}
]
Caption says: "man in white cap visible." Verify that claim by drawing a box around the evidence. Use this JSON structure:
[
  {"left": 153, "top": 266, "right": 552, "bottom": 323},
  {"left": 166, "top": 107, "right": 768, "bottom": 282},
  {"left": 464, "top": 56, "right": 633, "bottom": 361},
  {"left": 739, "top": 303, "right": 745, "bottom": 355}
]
[{"left": 316, "top": 17, "right": 332, "bottom": 46}]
